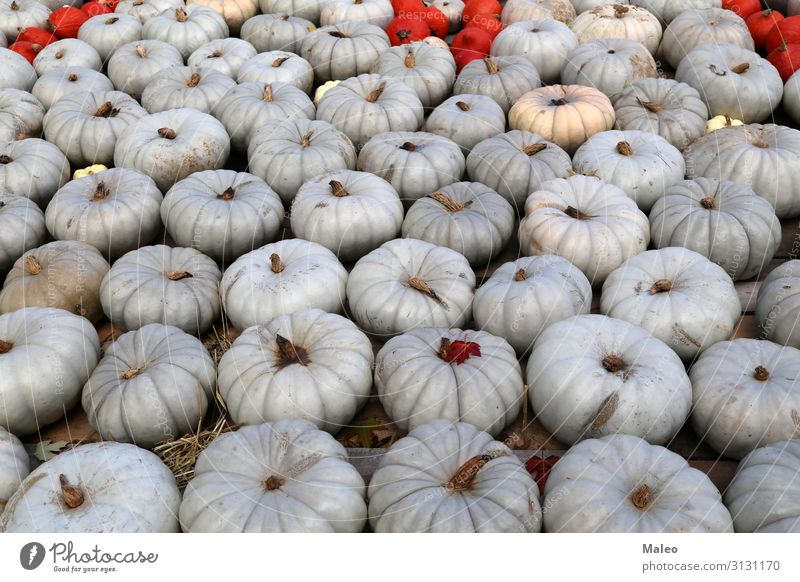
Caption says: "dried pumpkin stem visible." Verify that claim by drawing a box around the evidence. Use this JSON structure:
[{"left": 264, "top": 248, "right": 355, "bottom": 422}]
[
  {"left": 208, "top": 50, "right": 223, "bottom": 58},
  {"left": 522, "top": 143, "right": 547, "bottom": 156},
  {"left": 68, "top": 73, "right": 78, "bottom": 82},
  {"left": 55, "top": 51, "right": 64, "bottom": 59},
  {"left": 262, "top": 84, "right": 274, "bottom": 102},
  {"left": 456, "top": 101, "right": 471, "bottom": 111},
  {"left": 176, "top": 7, "right": 188, "bottom": 22},
  {"left": 754, "top": 366, "right": 770, "bottom": 381},
  {"left": 299, "top": 132, "right": 313, "bottom": 148},
  {"left": 616, "top": 141, "right": 634, "bottom": 156},
  {"left": 549, "top": 98, "right": 567, "bottom": 106},
  {"left": 408, "top": 276, "right": 443, "bottom": 305},
  {"left": 514, "top": 269, "right": 527, "bottom": 282},
  {"left": 24, "top": 255, "right": 42, "bottom": 275},
  {"left": 105, "top": 17, "right": 119, "bottom": 25},
  {"left": 752, "top": 139, "right": 769, "bottom": 148},
  {"left": 217, "top": 186, "right": 235, "bottom": 200},
  {"left": 602, "top": 355, "right": 627, "bottom": 374},
  {"left": 731, "top": 62, "right": 750, "bottom": 74},
  {"left": 167, "top": 270, "right": 193, "bottom": 281},
  {"left": 400, "top": 141, "right": 416, "bottom": 152},
  {"left": 270, "top": 253, "right": 285, "bottom": 273},
  {"left": 135, "top": 44, "right": 147, "bottom": 58},
  {"left": 158, "top": 127, "right": 177, "bottom": 140},
  {"left": 564, "top": 206, "right": 590, "bottom": 220},
  {"left": 272, "top": 56, "right": 290, "bottom": 68},
  {"left": 613, "top": 3, "right": 629, "bottom": 16},
  {"left": 445, "top": 451, "right": 507, "bottom": 491},
  {"left": 700, "top": 197, "right": 716, "bottom": 209},
  {"left": 265, "top": 475, "right": 284, "bottom": 490},
  {"left": 484, "top": 57, "right": 499, "bottom": 74},
  {"left": 328, "top": 31, "right": 347, "bottom": 38},
  {"left": 0, "top": 155, "right": 11, "bottom": 164},
  {"left": 404, "top": 51, "right": 416, "bottom": 68},
  {"left": 91, "top": 182, "right": 111, "bottom": 201},
  {"left": 429, "top": 191, "right": 463, "bottom": 212},
  {"left": 631, "top": 483, "right": 652, "bottom": 511},
  {"left": 636, "top": 98, "right": 662, "bottom": 113},
  {"left": 0, "top": 340, "right": 12, "bottom": 353},
  {"left": 121, "top": 367, "right": 144, "bottom": 380},
  {"left": 366, "top": 82, "right": 386, "bottom": 103},
  {"left": 275, "top": 334, "right": 308, "bottom": 367},
  {"left": 329, "top": 180, "right": 349, "bottom": 197},
  {"left": 438, "top": 337, "right": 452, "bottom": 360},
  {"left": 93, "top": 101, "right": 118, "bottom": 117},
  {"left": 10, "top": 0, "right": 19, "bottom": 9},
  {"left": 187, "top": 72, "right": 201, "bottom": 87},
  {"left": 649, "top": 279, "right": 673, "bottom": 294},
  {"left": 59, "top": 474, "right": 85, "bottom": 509}
]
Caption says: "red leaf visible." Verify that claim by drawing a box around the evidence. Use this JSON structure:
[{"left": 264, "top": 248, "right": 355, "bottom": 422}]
[
  {"left": 439, "top": 338, "right": 481, "bottom": 365},
  {"left": 525, "top": 454, "right": 560, "bottom": 494}
]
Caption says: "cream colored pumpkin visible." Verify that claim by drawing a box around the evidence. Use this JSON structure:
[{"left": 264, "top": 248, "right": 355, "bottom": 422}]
[
  {"left": 571, "top": 3, "right": 662, "bottom": 54},
  {"left": 187, "top": 0, "right": 258, "bottom": 34},
  {"left": 501, "top": 0, "right": 575, "bottom": 24}
]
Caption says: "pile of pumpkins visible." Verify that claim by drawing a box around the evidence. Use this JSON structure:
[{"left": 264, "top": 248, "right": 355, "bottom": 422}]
[{"left": 1, "top": 0, "right": 800, "bottom": 533}]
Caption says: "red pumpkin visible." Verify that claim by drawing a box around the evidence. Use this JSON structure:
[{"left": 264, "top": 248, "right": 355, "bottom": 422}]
[
  {"left": 463, "top": 0, "right": 501, "bottom": 24},
  {"left": 15, "top": 27, "right": 57, "bottom": 47},
  {"left": 465, "top": 12, "right": 503, "bottom": 39},
  {"left": 81, "top": 1, "right": 114, "bottom": 17},
  {"left": 722, "top": 0, "right": 761, "bottom": 19},
  {"left": 392, "top": 0, "right": 425, "bottom": 17},
  {"left": 451, "top": 27, "right": 493, "bottom": 70},
  {"left": 747, "top": 9, "right": 785, "bottom": 52},
  {"left": 49, "top": 6, "right": 90, "bottom": 39},
  {"left": 9, "top": 41, "right": 43, "bottom": 64},
  {"left": 386, "top": 16, "right": 430, "bottom": 45},
  {"left": 765, "top": 15, "right": 800, "bottom": 53},
  {"left": 420, "top": 6, "right": 448, "bottom": 38},
  {"left": 767, "top": 41, "right": 800, "bottom": 80}
]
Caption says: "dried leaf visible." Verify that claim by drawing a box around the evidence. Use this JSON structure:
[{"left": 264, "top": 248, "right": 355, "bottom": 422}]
[
  {"left": 25, "top": 440, "right": 69, "bottom": 462},
  {"left": 525, "top": 454, "right": 561, "bottom": 495}
]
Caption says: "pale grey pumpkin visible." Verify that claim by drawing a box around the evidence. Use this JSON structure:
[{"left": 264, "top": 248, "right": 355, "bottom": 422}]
[
  {"left": 0, "top": 0, "right": 49, "bottom": 43},
  {"left": 236, "top": 50, "right": 314, "bottom": 93},
  {"left": 473, "top": 255, "right": 592, "bottom": 355},
  {"left": 258, "top": 0, "right": 324, "bottom": 22},
  {"left": 529, "top": 314, "right": 692, "bottom": 446},
  {"left": 42, "top": 90, "right": 147, "bottom": 166},
  {"left": 425, "top": 94, "right": 505, "bottom": 156},
  {"left": 490, "top": 19, "right": 578, "bottom": 85},
  {"left": 115, "top": 0, "right": 184, "bottom": 23},
  {"left": 466, "top": 131, "right": 572, "bottom": 208},
  {"left": 0, "top": 88, "right": 43, "bottom": 141},
  {"left": 0, "top": 426, "right": 28, "bottom": 513},
  {"left": 45, "top": 168, "right": 162, "bottom": 259},
  {"left": 321, "top": 0, "right": 392, "bottom": 27},
  {"left": 356, "top": 131, "right": 465, "bottom": 204},
  {"left": 77, "top": 14, "right": 143, "bottom": 63},
  {"left": 756, "top": 260, "right": 800, "bottom": 349},
  {"left": 32, "top": 67, "right": 114, "bottom": 111},
  {"left": 100, "top": 245, "right": 221, "bottom": 335},
  {"left": 684, "top": 124, "right": 800, "bottom": 219},
  {"left": 370, "top": 41, "right": 456, "bottom": 109},
  {"left": 142, "top": 5, "right": 229, "bottom": 60},
  {"left": 691, "top": 339, "right": 800, "bottom": 459},
  {"left": 454, "top": 56, "right": 541, "bottom": 114},
  {"left": 82, "top": 323, "right": 216, "bottom": 448},
  {"left": 0, "top": 138, "right": 70, "bottom": 208},
  {"left": 724, "top": 439, "right": 800, "bottom": 533},
  {"left": 501, "top": 0, "right": 575, "bottom": 24},
  {"left": 630, "top": 0, "right": 722, "bottom": 25},
  {"left": 660, "top": 7, "right": 753, "bottom": 69},
  {"left": 613, "top": 78, "right": 709, "bottom": 151},
  {"left": 240, "top": 12, "right": 314, "bottom": 54},
  {"left": 0, "top": 193, "right": 45, "bottom": 275},
  {"left": 215, "top": 81, "right": 315, "bottom": 152},
  {"left": 290, "top": 170, "right": 404, "bottom": 262},
  {"left": 220, "top": 239, "right": 348, "bottom": 331},
  {"left": 571, "top": 3, "right": 661, "bottom": 54},
  {"left": 572, "top": 129, "right": 686, "bottom": 212},
  {"left": 114, "top": 108, "right": 230, "bottom": 193},
  {"left": 0, "top": 441, "right": 180, "bottom": 533},
  {"left": 180, "top": 419, "right": 368, "bottom": 533},
  {"left": 676, "top": 43, "right": 783, "bottom": 124},
  {"left": 368, "top": 420, "right": 542, "bottom": 533},
  {"left": 601, "top": 247, "right": 741, "bottom": 361},
  {"left": 33, "top": 39, "right": 102, "bottom": 76},
  {"left": 218, "top": 309, "right": 373, "bottom": 433},
  {"left": 650, "top": 178, "right": 780, "bottom": 281},
  {"left": 141, "top": 66, "right": 236, "bottom": 114},
  {"left": 247, "top": 118, "right": 356, "bottom": 205},
  {"left": 107, "top": 40, "right": 184, "bottom": 100},
  {"left": 561, "top": 38, "right": 657, "bottom": 99},
  {"left": 0, "top": 240, "right": 110, "bottom": 322},
  {"left": 784, "top": 70, "right": 800, "bottom": 125},
  {"left": 0, "top": 307, "right": 100, "bottom": 436},
  {"left": 401, "top": 181, "right": 514, "bottom": 266},
  {"left": 0, "top": 48, "right": 37, "bottom": 92},
  {"left": 187, "top": 38, "right": 257, "bottom": 79},
  {"left": 161, "top": 170, "right": 284, "bottom": 263},
  {"left": 316, "top": 74, "right": 424, "bottom": 150},
  {"left": 300, "top": 21, "right": 390, "bottom": 83}
]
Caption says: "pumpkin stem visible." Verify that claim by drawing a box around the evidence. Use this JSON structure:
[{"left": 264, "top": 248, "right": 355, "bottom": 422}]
[
  {"left": 564, "top": 206, "right": 591, "bottom": 220},
  {"left": 176, "top": 7, "right": 188, "bottom": 22},
  {"left": 24, "top": 255, "right": 42, "bottom": 275},
  {"left": 90, "top": 182, "right": 111, "bottom": 201},
  {"left": 133, "top": 0, "right": 143, "bottom": 4},
  {"left": 613, "top": 4, "right": 629, "bottom": 17},
  {"left": 438, "top": 337, "right": 452, "bottom": 360},
  {"left": 408, "top": 276, "right": 444, "bottom": 305},
  {"left": 262, "top": 84, "right": 274, "bottom": 102},
  {"left": 265, "top": 475, "right": 284, "bottom": 490},
  {"left": 0, "top": 155, "right": 11, "bottom": 164},
  {"left": 514, "top": 268, "right": 527, "bottom": 282},
  {"left": 55, "top": 51, "right": 64, "bottom": 60},
  {"left": 121, "top": 367, "right": 144, "bottom": 380},
  {"left": 299, "top": 132, "right": 313, "bottom": 148},
  {"left": 590, "top": 391, "right": 620, "bottom": 430},
  {"left": 0, "top": 340, "right": 12, "bottom": 353},
  {"left": 329, "top": 180, "right": 349, "bottom": 197},
  {"left": 484, "top": 57, "right": 499, "bottom": 74},
  {"left": 275, "top": 334, "right": 308, "bottom": 367},
  {"left": 731, "top": 62, "right": 750, "bottom": 74},
  {"left": 270, "top": 253, "right": 285, "bottom": 273},
  {"left": 429, "top": 191, "right": 463, "bottom": 212},
  {"left": 445, "top": 451, "right": 507, "bottom": 491},
  {"left": 105, "top": 17, "right": 119, "bottom": 25},
  {"left": 649, "top": 279, "right": 673, "bottom": 294},
  {"left": 166, "top": 270, "right": 193, "bottom": 281},
  {"left": 404, "top": 51, "right": 416, "bottom": 68},
  {"left": 752, "top": 139, "right": 769, "bottom": 148},
  {"left": 400, "top": 141, "right": 416, "bottom": 152},
  {"left": 366, "top": 82, "right": 386, "bottom": 103},
  {"left": 272, "top": 56, "right": 290, "bottom": 67},
  {"left": 601, "top": 355, "right": 627, "bottom": 374},
  {"left": 93, "top": 101, "right": 118, "bottom": 117},
  {"left": 780, "top": 41, "right": 789, "bottom": 52},
  {"left": 208, "top": 49, "right": 223, "bottom": 58},
  {"left": 631, "top": 483, "right": 652, "bottom": 511},
  {"left": 522, "top": 143, "right": 547, "bottom": 156},
  {"left": 217, "top": 186, "right": 235, "bottom": 200},
  {"left": 59, "top": 474, "right": 85, "bottom": 509},
  {"left": 186, "top": 72, "right": 201, "bottom": 87},
  {"left": 549, "top": 98, "right": 567, "bottom": 106},
  {"left": 636, "top": 98, "right": 662, "bottom": 113},
  {"left": 616, "top": 141, "right": 634, "bottom": 156},
  {"left": 754, "top": 366, "right": 770, "bottom": 381},
  {"left": 328, "top": 31, "right": 348, "bottom": 38},
  {"left": 456, "top": 101, "right": 471, "bottom": 111},
  {"left": 700, "top": 196, "right": 716, "bottom": 209},
  {"left": 158, "top": 127, "right": 177, "bottom": 140},
  {"left": 10, "top": 0, "right": 18, "bottom": 9},
  {"left": 135, "top": 44, "right": 147, "bottom": 58},
  {"left": 68, "top": 73, "right": 78, "bottom": 82},
  {"left": 708, "top": 64, "right": 727, "bottom": 76}
]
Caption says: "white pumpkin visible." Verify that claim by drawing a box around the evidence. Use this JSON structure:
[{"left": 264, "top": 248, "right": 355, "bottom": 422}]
[
  {"left": 0, "top": 88, "right": 44, "bottom": 141},
  {"left": 427, "top": 0, "right": 463, "bottom": 32},
  {"left": 0, "top": 441, "right": 181, "bottom": 532},
  {"left": 100, "top": 245, "right": 221, "bottom": 335},
  {"left": 0, "top": 240, "right": 110, "bottom": 323},
  {"left": 107, "top": 40, "right": 184, "bottom": 100},
  {"left": 82, "top": 324, "right": 216, "bottom": 448},
  {"left": 300, "top": 21, "right": 390, "bottom": 83},
  {"left": 141, "top": 5, "right": 229, "bottom": 60},
  {"left": 114, "top": 108, "right": 230, "bottom": 193},
  {"left": 45, "top": 167, "right": 162, "bottom": 259},
  {"left": 629, "top": 0, "right": 722, "bottom": 25},
  {"left": 691, "top": 339, "right": 800, "bottom": 459},
  {"left": 31, "top": 66, "right": 114, "bottom": 111},
  {"left": 601, "top": 247, "right": 741, "bottom": 361},
  {"left": 218, "top": 309, "right": 373, "bottom": 432},
  {"left": 370, "top": 41, "right": 456, "bottom": 109},
  {"left": 660, "top": 7, "right": 753, "bottom": 69},
  {"left": 32, "top": 39, "right": 102, "bottom": 76},
  {"left": 473, "top": 255, "right": 592, "bottom": 355},
  {"left": 650, "top": 178, "right": 781, "bottom": 281},
  {"left": 221, "top": 239, "right": 348, "bottom": 331},
  {"left": 247, "top": 117, "right": 356, "bottom": 205},
  {"left": 375, "top": 327, "right": 523, "bottom": 436},
  {"left": 0, "top": 0, "right": 49, "bottom": 43},
  {"left": 561, "top": 38, "right": 657, "bottom": 99},
  {"left": 543, "top": 434, "right": 733, "bottom": 532},
  {"left": 258, "top": 0, "right": 324, "bottom": 22},
  {"left": 0, "top": 426, "right": 28, "bottom": 513},
  {"left": 0, "top": 47, "right": 37, "bottom": 92},
  {"left": 518, "top": 175, "right": 650, "bottom": 284},
  {"left": 141, "top": 66, "right": 236, "bottom": 114},
  {"left": 454, "top": 56, "right": 541, "bottom": 114},
  {"left": 236, "top": 51, "right": 314, "bottom": 94},
  {"left": 161, "top": 169, "right": 284, "bottom": 263},
  {"left": 356, "top": 131, "right": 465, "bottom": 205},
  {"left": 757, "top": 261, "right": 800, "bottom": 349},
  {"left": 0, "top": 307, "right": 100, "bottom": 436},
  {"left": 572, "top": 129, "right": 686, "bottom": 212},
  {"left": 290, "top": 170, "right": 404, "bottom": 262},
  {"left": 187, "top": 0, "right": 258, "bottom": 34},
  {"left": 401, "top": 181, "right": 514, "bottom": 266},
  {"left": 187, "top": 38, "right": 257, "bottom": 79},
  {"left": 42, "top": 90, "right": 148, "bottom": 167},
  {"left": 321, "top": 0, "right": 393, "bottom": 28},
  {"left": 368, "top": 420, "right": 541, "bottom": 532},
  {"left": 784, "top": 70, "right": 800, "bottom": 125},
  {"left": 724, "top": 439, "right": 800, "bottom": 532},
  {"left": 490, "top": 19, "right": 578, "bottom": 85},
  {"left": 180, "top": 419, "right": 367, "bottom": 532},
  {"left": 115, "top": 0, "right": 184, "bottom": 23},
  {"left": 77, "top": 14, "right": 143, "bottom": 63},
  {"left": 0, "top": 193, "right": 45, "bottom": 275},
  {"left": 346, "top": 238, "right": 476, "bottom": 337},
  {"left": 501, "top": 0, "right": 575, "bottom": 24},
  {"left": 240, "top": 13, "right": 315, "bottom": 54},
  {"left": 529, "top": 314, "right": 692, "bottom": 445},
  {"left": 0, "top": 137, "right": 70, "bottom": 208},
  {"left": 425, "top": 94, "right": 505, "bottom": 156},
  {"left": 571, "top": 3, "right": 662, "bottom": 54}
]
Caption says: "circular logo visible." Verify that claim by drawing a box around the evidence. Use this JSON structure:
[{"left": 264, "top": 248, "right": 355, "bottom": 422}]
[{"left": 19, "top": 542, "right": 45, "bottom": 570}]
